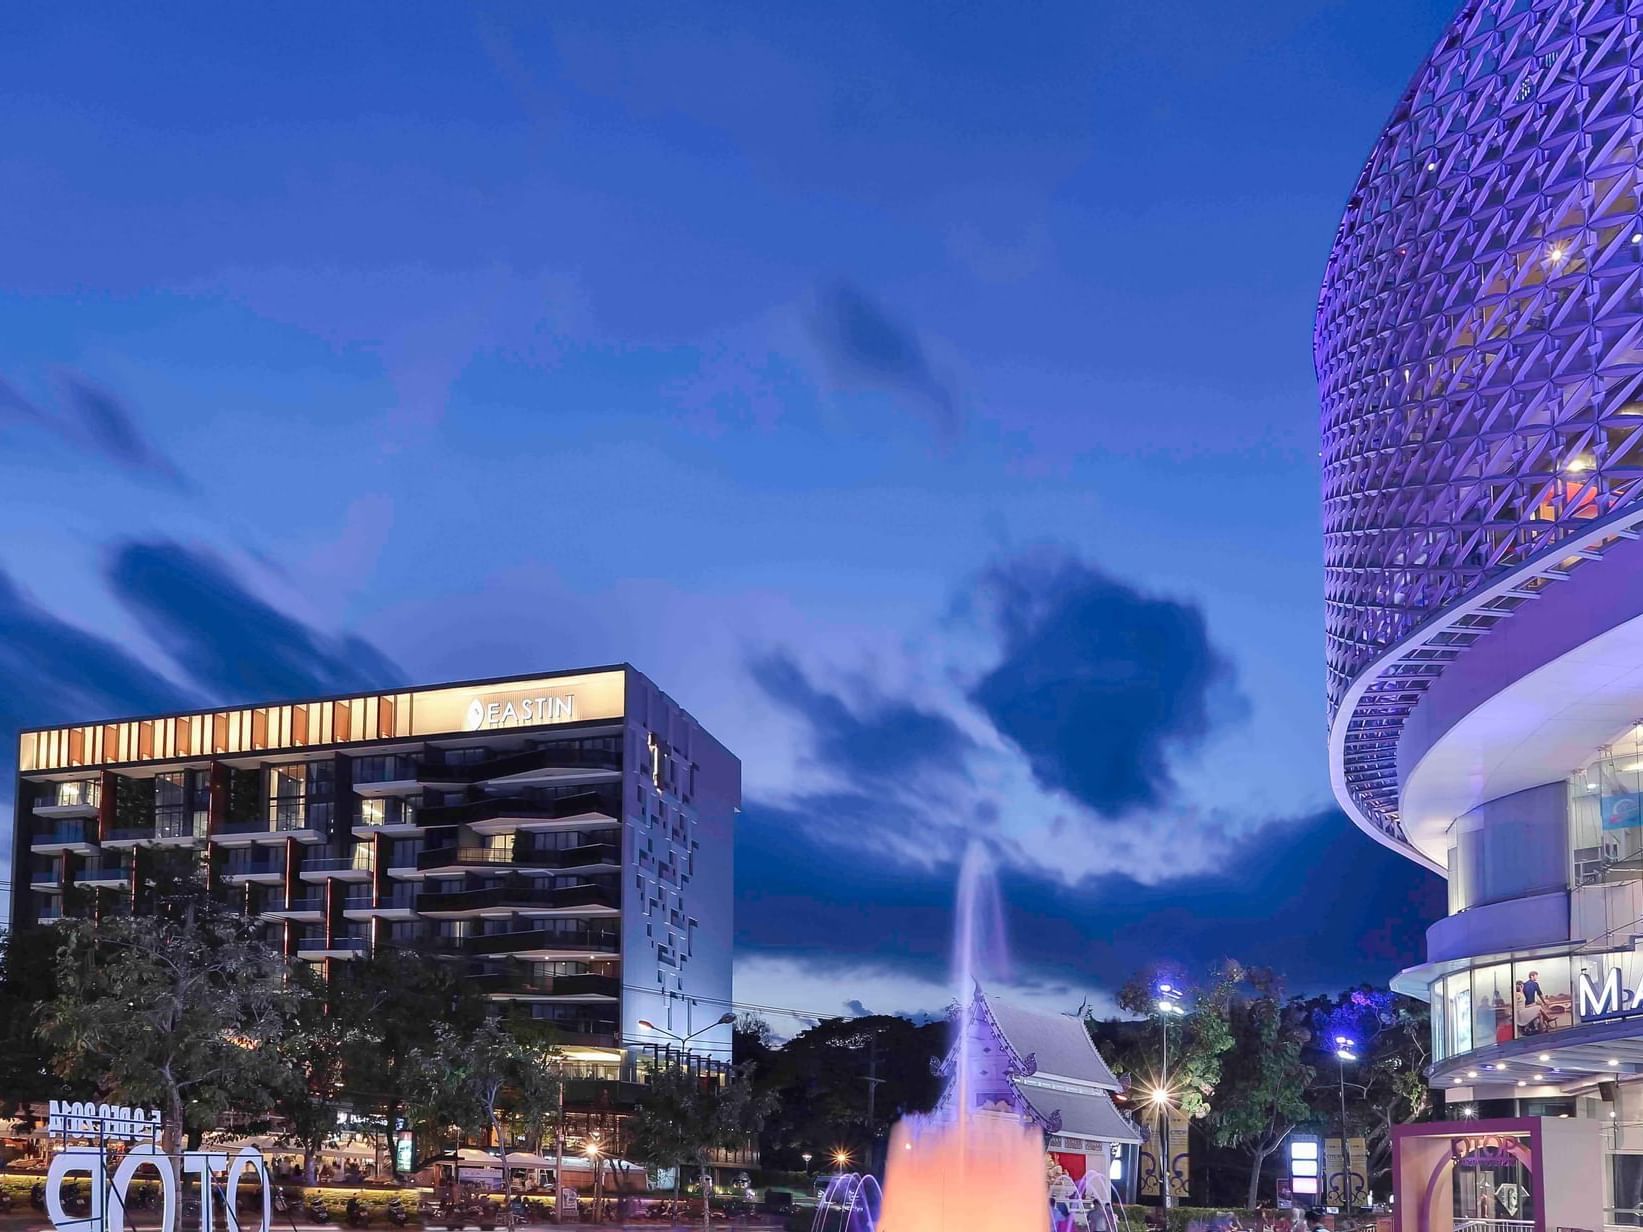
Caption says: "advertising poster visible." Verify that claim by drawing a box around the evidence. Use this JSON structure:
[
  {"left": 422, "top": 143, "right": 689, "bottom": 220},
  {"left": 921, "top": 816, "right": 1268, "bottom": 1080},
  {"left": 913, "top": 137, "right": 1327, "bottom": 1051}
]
[
  {"left": 1139, "top": 1118, "right": 1163, "bottom": 1198},
  {"left": 1167, "top": 1107, "right": 1190, "bottom": 1198},
  {"left": 1324, "top": 1139, "right": 1346, "bottom": 1206}
]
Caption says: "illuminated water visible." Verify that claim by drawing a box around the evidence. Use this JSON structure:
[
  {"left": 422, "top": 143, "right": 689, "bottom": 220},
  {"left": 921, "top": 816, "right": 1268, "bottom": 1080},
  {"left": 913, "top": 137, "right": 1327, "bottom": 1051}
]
[{"left": 814, "top": 845, "right": 1051, "bottom": 1232}]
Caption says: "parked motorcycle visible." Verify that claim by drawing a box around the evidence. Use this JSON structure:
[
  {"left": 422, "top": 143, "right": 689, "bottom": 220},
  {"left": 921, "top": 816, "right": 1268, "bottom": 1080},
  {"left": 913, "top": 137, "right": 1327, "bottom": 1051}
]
[
  {"left": 345, "top": 1197, "right": 370, "bottom": 1227},
  {"left": 385, "top": 1197, "right": 410, "bottom": 1228},
  {"left": 30, "top": 1182, "right": 46, "bottom": 1211},
  {"left": 307, "top": 1196, "right": 333, "bottom": 1224}
]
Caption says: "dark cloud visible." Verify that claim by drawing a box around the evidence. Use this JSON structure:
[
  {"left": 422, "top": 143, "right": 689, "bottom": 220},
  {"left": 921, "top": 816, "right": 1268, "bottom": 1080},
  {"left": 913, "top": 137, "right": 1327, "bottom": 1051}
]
[
  {"left": 969, "top": 552, "right": 1240, "bottom": 817},
  {"left": 736, "top": 799, "right": 1444, "bottom": 1007},
  {"left": 0, "top": 569, "right": 192, "bottom": 742},
  {"left": 60, "top": 377, "right": 190, "bottom": 489},
  {"left": 808, "top": 283, "right": 960, "bottom": 441},
  {"left": 750, "top": 651, "right": 972, "bottom": 784},
  {"left": 107, "top": 540, "right": 403, "bottom": 701}
]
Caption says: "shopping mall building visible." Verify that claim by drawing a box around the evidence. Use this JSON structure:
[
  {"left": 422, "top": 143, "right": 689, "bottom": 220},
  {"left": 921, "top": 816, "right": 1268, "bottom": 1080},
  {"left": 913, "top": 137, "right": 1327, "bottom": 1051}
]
[
  {"left": 9, "top": 665, "right": 739, "bottom": 1119},
  {"left": 1320, "top": 0, "right": 1643, "bottom": 1215}
]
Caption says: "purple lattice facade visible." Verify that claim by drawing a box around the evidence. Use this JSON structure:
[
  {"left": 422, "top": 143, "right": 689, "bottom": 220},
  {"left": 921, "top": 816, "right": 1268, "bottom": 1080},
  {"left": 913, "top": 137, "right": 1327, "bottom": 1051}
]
[{"left": 1319, "top": 0, "right": 1643, "bottom": 859}]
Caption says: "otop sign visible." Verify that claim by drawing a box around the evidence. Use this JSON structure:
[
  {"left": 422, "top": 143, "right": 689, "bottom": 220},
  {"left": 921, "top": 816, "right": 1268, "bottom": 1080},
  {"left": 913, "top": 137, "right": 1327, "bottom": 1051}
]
[{"left": 42, "top": 1099, "right": 270, "bottom": 1232}]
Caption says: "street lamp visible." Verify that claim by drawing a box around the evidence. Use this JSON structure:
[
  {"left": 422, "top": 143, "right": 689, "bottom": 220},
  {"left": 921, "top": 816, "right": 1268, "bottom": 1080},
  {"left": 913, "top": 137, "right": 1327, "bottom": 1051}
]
[
  {"left": 1154, "top": 983, "right": 1185, "bottom": 1210},
  {"left": 801, "top": 1152, "right": 812, "bottom": 1173},
  {"left": 832, "top": 1149, "right": 851, "bottom": 1175},
  {"left": 638, "top": 1012, "right": 737, "bottom": 1044},
  {"left": 588, "top": 1135, "right": 604, "bottom": 1226},
  {"left": 1334, "top": 1035, "right": 1358, "bottom": 1219}
]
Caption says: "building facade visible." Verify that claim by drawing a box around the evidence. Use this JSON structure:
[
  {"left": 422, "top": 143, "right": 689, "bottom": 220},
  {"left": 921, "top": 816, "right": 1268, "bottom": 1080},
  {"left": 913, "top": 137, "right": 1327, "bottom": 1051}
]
[
  {"left": 1319, "top": 0, "right": 1643, "bottom": 1218},
  {"left": 11, "top": 665, "right": 739, "bottom": 1087}
]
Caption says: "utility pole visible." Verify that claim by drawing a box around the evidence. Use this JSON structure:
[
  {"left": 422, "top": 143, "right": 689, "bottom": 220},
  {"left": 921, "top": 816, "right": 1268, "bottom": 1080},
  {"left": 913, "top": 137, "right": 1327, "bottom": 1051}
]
[{"left": 864, "top": 1036, "right": 884, "bottom": 1129}]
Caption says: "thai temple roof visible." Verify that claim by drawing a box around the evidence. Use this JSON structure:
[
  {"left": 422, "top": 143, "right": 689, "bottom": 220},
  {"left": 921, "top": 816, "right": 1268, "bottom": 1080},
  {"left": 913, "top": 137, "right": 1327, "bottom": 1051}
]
[{"left": 985, "top": 996, "right": 1122, "bottom": 1090}]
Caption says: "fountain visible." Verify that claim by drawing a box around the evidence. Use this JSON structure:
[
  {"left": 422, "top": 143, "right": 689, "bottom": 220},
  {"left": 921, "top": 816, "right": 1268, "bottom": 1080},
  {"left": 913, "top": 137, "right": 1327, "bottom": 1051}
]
[{"left": 813, "top": 844, "right": 1053, "bottom": 1232}]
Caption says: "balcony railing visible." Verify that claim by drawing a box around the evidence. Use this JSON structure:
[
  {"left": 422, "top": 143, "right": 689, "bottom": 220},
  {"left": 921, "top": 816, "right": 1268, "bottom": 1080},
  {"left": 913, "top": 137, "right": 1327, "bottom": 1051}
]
[
  {"left": 275, "top": 896, "right": 325, "bottom": 913},
  {"left": 461, "top": 925, "right": 621, "bottom": 957},
  {"left": 423, "top": 745, "right": 622, "bottom": 785},
  {"left": 417, "top": 881, "right": 618, "bottom": 914},
  {"left": 415, "top": 842, "right": 619, "bottom": 873},
  {"left": 468, "top": 972, "right": 619, "bottom": 999},
  {"left": 300, "top": 854, "right": 375, "bottom": 874},
  {"left": 31, "top": 822, "right": 95, "bottom": 847},
  {"left": 296, "top": 937, "right": 367, "bottom": 954},
  {"left": 415, "top": 790, "right": 618, "bottom": 829},
  {"left": 222, "top": 858, "right": 283, "bottom": 878}
]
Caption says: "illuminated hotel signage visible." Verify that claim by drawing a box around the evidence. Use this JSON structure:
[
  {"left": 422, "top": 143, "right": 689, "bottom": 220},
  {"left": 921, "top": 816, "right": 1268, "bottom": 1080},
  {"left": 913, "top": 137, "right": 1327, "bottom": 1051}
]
[
  {"left": 19, "top": 670, "right": 625, "bottom": 772},
  {"left": 463, "top": 690, "right": 576, "bottom": 731}
]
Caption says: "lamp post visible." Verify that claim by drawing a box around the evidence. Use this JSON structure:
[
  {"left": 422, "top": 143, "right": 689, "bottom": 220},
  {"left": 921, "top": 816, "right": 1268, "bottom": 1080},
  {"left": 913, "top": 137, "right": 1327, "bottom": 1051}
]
[
  {"left": 1334, "top": 1035, "right": 1358, "bottom": 1220},
  {"left": 638, "top": 1012, "right": 737, "bottom": 1047},
  {"left": 832, "top": 1149, "right": 851, "bottom": 1176},
  {"left": 1154, "top": 984, "right": 1185, "bottom": 1209}
]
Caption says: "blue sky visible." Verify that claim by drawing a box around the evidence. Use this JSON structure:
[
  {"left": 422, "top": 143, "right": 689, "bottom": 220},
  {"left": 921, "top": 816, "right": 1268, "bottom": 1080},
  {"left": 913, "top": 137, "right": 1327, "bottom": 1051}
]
[{"left": 0, "top": 0, "right": 1455, "bottom": 1024}]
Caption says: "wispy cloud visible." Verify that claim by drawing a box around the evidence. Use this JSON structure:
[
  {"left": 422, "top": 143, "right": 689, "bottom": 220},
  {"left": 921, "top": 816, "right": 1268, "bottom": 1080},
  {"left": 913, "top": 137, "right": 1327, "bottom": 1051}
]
[
  {"left": 0, "top": 370, "right": 190, "bottom": 488},
  {"left": 808, "top": 282, "right": 961, "bottom": 442}
]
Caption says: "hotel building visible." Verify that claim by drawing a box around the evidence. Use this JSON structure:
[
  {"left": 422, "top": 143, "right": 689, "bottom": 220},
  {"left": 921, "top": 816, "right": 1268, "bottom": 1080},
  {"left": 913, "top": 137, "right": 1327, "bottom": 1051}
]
[
  {"left": 10, "top": 665, "right": 739, "bottom": 1084},
  {"left": 1319, "top": 0, "right": 1643, "bottom": 1217}
]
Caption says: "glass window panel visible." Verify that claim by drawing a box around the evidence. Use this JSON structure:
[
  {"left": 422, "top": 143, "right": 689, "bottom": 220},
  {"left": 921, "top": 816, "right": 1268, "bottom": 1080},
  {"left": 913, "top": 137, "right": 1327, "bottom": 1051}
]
[
  {"left": 1448, "top": 972, "right": 1474, "bottom": 1055},
  {"left": 1432, "top": 979, "right": 1449, "bottom": 1060},
  {"left": 1474, "top": 963, "right": 1515, "bottom": 1046},
  {"left": 1513, "top": 957, "right": 1574, "bottom": 1036}
]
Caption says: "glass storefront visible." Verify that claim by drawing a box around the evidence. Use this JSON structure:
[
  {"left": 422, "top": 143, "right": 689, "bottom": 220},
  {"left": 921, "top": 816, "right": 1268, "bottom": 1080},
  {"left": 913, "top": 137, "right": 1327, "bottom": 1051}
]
[{"left": 1430, "top": 957, "right": 1576, "bottom": 1061}]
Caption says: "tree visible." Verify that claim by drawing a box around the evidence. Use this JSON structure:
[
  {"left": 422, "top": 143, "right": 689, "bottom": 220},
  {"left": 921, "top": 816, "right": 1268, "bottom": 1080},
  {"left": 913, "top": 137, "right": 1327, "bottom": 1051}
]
[
  {"left": 1206, "top": 972, "right": 1314, "bottom": 1208},
  {"left": 333, "top": 947, "right": 486, "bottom": 1175},
  {"left": 0, "top": 926, "right": 69, "bottom": 1113},
  {"left": 753, "top": 1014, "right": 944, "bottom": 1167},
  {"left": 39, "top": 895, "right": 296, "bottom": 1154},
  {"left": 1111, "top": 961, "right": 1239, "bottom": 1118},
  {"left": 1306, "top": 988, "right": 1433, "bottom": 1190},
  {"left": 627, "top": 1066, "right": 774, "bottom": 1232},
  {"left": 625, "top": 1068, "right": 698, "bottom": 1217},
  {"left": 269, "top": 964, "right": 353, "bottom": 1182},
  {"left": 408, "top": 1017, "right": 561, "bottom": 1222}
]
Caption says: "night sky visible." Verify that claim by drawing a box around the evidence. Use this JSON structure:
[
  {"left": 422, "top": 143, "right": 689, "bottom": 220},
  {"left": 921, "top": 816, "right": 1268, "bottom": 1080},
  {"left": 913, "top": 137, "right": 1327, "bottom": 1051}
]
[{"left": 0, "top": 0, "right": 1454, "bottom": 1027}]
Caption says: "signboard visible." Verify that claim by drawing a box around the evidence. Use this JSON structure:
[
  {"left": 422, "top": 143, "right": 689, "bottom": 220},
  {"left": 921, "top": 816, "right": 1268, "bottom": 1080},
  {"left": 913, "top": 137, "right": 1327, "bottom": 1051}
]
[{"left": 40, "top": 1101, "right": 271, "bottom": 1232}]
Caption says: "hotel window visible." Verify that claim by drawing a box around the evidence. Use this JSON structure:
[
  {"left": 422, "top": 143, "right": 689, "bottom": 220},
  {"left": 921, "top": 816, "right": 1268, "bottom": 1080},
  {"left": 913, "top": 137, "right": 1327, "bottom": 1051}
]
[
  {"left": 268, "top": 765, "right": 307, "bottom": 828},
  {"left": 1431, "top": 980, "right": 1448, "bottom": 1061},
  {"left": 1472, "top": 963, "right": 1514, "bottom": 1047},
  {"left": 1447, "top": 972, "right": 1473, "bottom": 1055},
  {"left": 1511, "top": 957, "right": 1572, "bottom": 1035}
]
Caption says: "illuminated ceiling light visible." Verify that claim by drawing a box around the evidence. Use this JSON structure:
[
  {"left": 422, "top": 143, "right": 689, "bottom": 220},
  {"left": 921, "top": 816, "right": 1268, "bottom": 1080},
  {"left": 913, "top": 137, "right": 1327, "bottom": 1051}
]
[
  {"left": 1467, "top": 1070, "right": 1479, "bottom": 1078},
  {"left": 1549, "top": 243, "right": 1568, "bottom": 264},
  {"left": 1565, "top": 455, "right": 1593, "bottom": 473},
  {"left": 1426, "top": 161, "right": 1438, "bottom": 171},
  {"left": 1533, "top": 1073, "right": 1545, "bottom": 1080},
  {"left": 1633, "top": 233, "right": 1641, "bottom": 244},
  {"left": 1539, "top": 1054, "right": 1551, "bottom": 1062},
  {"left": 1610, "top": 1059, "right": 1621, "bottom": 1067}
]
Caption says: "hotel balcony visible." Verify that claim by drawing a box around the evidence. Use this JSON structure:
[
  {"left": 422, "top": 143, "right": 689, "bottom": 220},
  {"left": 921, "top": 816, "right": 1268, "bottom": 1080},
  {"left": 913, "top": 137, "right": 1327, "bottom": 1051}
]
[
  {"left": 512, "top": 1015, "right": 619, "bottom": 1049},
  {"left": 30, "top": 820, "right": 97, "bottom": 855},
  {"left": 415, "top": 841, "right": 620, "bottom": 877},
  {"left": 416, "top": 880, "right": 618, "bottom": 919},
  {"left": 296, "top": 936, "right": 368, "bottom": 960},
  {"left": 216, "top": 811, "right": 326, "bottom": 847},
  {"left": 220, "top": 855, "right": 285, "bottom": 884},
  {"left": 103, "top": 816, "right": 207, "bottom": 849},
  {"left": 32, "top": 780, "right": 102, "bottom": 820},
  {"left": 261, "top": 894, "right": 324, "bottom": 922},
  {"left": 417, "top": 790, "right": 620, "bottom": 837},
  {"left": 77, "top": 857, "right": 135, "bottom": 887},
  {"left": 341, "top": 889, "right": 417, "bottom": 921},
  {"left": 469, "top": 971, "right": 619, "bottom": 1001},
  {"left": 29, "top": 866, "right": 61, "bottom": 892},
  {"left": 297, "top": 854, "right": 374, "bottom": 883},
  {"left": 461, "top": 924, "right": 621, "bottom": 960}
]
